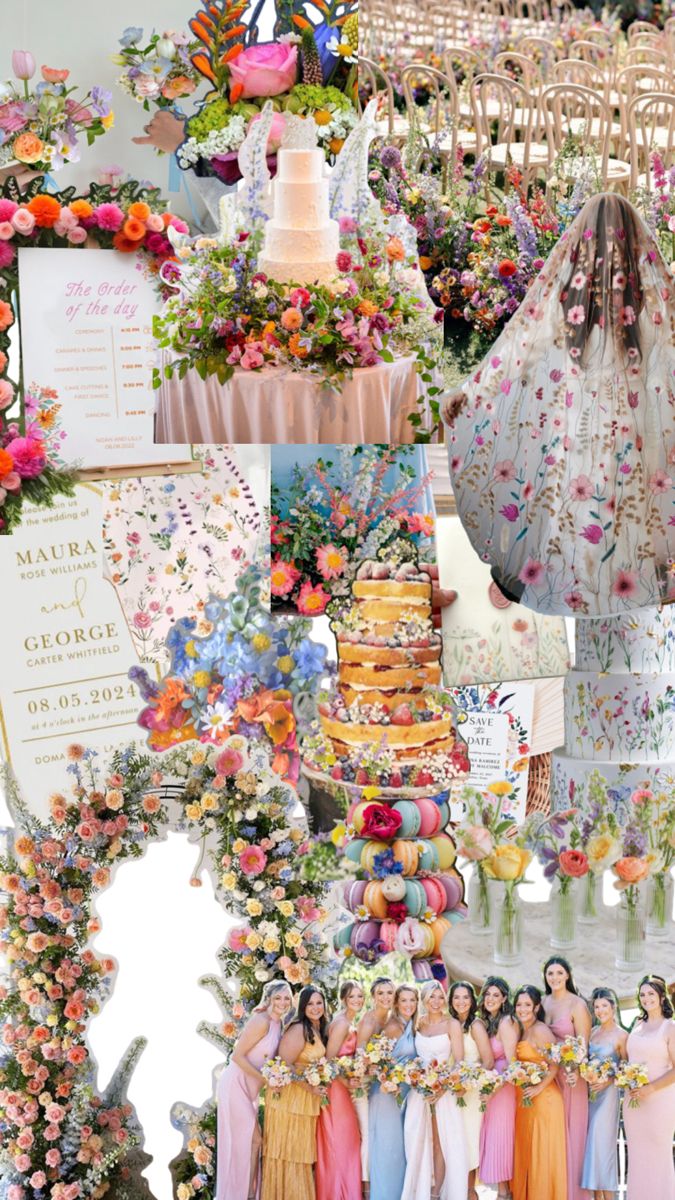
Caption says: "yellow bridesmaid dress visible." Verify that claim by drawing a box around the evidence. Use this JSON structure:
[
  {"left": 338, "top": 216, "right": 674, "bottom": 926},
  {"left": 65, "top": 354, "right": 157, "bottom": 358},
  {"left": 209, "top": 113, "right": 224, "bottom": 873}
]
[
  {"left": 261, "top": 1036, "right": 326, "bottom": 1200},
  {"left": 512, "top": 1041, "right": 567, "bottom": 1200}
]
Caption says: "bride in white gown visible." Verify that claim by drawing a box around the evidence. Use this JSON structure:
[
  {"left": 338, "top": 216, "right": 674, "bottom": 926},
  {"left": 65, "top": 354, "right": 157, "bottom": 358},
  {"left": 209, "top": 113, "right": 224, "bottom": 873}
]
[{"left": 401, "top": 981, "right": 469, "bottom": 1200}]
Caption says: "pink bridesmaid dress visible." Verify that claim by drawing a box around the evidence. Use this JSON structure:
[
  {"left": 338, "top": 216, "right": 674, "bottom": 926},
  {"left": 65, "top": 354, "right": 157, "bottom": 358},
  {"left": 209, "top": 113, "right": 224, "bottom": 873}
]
[
  {"left": 624, "top": 1019, "right": 675, "bottom": 1200},
  {"left": 315, "top": 1028, "right": 363, "bottom": 1200},
  {"left": 551, "top": 1015, "right": 590, "bottom": 1200},
  {"left": 216, "top": 1017, "right": 281, "bottom": 1200},
  {"left": 479, "top": 1033, "right": 516, "bottom": 1185}
]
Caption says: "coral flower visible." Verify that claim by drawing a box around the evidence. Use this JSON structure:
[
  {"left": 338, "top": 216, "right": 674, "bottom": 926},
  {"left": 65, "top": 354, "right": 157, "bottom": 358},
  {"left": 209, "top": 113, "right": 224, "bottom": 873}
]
[
  {"left": 13, "top": 133, "right": 45, "bottom": 164},
  {"left": 315, "top": 543, "right": 347, "bottom": 580},
  {"left": 0, "top": 300, "right": 14, "bottom": 331},
  {"left": 0, "top": 448, "right": 14, "bottom": 476},
  {"left": 112, "top": 232, "right": 139, "bottom": 253},
  {"left": 288, "top": 332, "right": 309, "bottom": 359},
  {"left": 122, "top": 217, "right": 146, "bottom": 241},
  {"left": 69, "top": 199, "right": 93, "bottom": 220},
  {"left": 238, "top": 845, "right": 267, "bottom": 876},
  {"left": 42, "top": 66, "right": 70, "bottom": 83},
  {"left": 296, "top": 580, "right": 330, "bottom": 615},
  {"left": 27, "top": 195, "right": 62, "bottom": 228},
  {"left": 270, "top": 557, "right": 300, "bottom": 596},
  {"left": 498, "top": 259, "right": 517, "bottom": 278},
  {"left": 386, "top": 236, "right": 405, "bottom": 262},
  {"left": 127, "top": 201, "right": 151, "bottom": 222}
]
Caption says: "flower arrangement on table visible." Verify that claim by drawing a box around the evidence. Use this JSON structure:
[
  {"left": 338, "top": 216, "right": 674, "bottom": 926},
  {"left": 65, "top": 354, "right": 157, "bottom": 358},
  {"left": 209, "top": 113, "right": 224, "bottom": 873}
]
[
  {"left": 271, "top": 445, "right": 434, "bottom": 616},
  {"left": 154, "top": 223, "right": 442, "bottom": 388},
  {"left": 114, "top": 26, "right": 203, "bottom": 111},
  {"left": 130, "top": 566, "right": 327, "bottom": 782},
  {"left": 0, "top": 52, "right": 113, "bottom": 173},
  {"left": 165, "top": 0, "right": 358, "bottom": 184},
  {"left": 454, "top": 781, "right": 522, "bottom": 935},
  {"left": 164, "top": 735, "right": 332, "bottom": 1009}
]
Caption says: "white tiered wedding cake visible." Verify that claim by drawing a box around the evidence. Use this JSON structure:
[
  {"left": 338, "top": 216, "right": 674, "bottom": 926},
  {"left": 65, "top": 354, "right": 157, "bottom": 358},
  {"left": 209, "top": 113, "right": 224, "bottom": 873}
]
[
  {"left": 552, "top": 607, "right": 675, "bottom": 807},
  {"left": 258, "top": 118, "right": 340, "bottom": 286}
]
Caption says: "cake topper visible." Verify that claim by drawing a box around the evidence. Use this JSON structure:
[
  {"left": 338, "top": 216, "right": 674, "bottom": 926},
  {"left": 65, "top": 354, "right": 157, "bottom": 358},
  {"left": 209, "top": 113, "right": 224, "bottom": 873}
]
[{"left": 281, "top": 113, "right": 319, "bottom": 151}]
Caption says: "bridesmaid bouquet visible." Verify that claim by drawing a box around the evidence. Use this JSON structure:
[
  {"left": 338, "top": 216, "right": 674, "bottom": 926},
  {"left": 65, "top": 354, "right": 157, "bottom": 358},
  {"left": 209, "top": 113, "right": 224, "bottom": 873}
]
[
  {"left": 460, "top": 1064, "right": 502, "bottom": 1111},
  {"left": 262, "top": 1057, "right": 295, "bottom": 1100},
  {"left": 335, "top": 1050, "right": 372, "bottom": 1098},
  {"left": 505, "top": 1060, "right": 548, "bottom": 1106},
  {"left": 580, "top": 1057, "right": 618, "bottom": 1102},
  {"left": 614, "top": 1061, "right": 650, "bottom": 1109},
  {"left": 376, "top": 1059, "right": 409, "bottom": 1100},
  {"left": 545, "top": 1036, "right": 587, "bottom": 1084},
  {"left": 300, "top": 1057, "right": 338, "bottom": 1105}
]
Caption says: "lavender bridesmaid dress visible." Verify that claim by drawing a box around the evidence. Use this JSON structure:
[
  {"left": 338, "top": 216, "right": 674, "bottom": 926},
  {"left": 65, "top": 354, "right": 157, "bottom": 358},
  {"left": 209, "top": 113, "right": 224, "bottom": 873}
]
[
  {"left": 216, "top": 1017, "right": 281, "bottom": 1200},
  {"left": 550, "top": 1015, "right": 590, "bottom": 1200}
]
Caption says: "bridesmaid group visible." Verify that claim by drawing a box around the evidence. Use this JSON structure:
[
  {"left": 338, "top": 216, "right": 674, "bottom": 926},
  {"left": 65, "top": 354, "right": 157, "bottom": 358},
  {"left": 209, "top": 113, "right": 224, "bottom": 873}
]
[{"left": 215, "top": 960, "right": 675, "bottom": 1200}]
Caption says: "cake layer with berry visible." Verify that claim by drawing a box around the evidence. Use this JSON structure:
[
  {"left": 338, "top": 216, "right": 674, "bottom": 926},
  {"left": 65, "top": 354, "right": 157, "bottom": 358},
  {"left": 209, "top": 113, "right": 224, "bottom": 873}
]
[{"left": 303, "top": 558, "right": 470, "bottom": 797}]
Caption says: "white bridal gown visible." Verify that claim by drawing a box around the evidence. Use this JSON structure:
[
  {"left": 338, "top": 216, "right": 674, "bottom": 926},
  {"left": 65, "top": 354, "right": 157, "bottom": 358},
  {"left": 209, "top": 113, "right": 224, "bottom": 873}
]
[{"left": 401, "top": 1032, "right": 469, "bottom": 1200}]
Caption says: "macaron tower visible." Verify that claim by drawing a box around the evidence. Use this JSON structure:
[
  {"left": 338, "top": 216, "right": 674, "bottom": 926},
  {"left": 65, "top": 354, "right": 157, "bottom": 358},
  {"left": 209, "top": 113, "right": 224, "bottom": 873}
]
[
  {"left": 335, "top": 790, "right": 467, "bottom": 980},
  {"left": 303, "top": 557, "right": 471, "bottom": 798}
]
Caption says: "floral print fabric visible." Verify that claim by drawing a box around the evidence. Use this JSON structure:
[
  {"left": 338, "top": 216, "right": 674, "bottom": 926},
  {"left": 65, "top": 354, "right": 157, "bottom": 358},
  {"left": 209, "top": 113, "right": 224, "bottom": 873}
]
[
  {"left": 102, "top": 445, "right": 262, "bottom": 670},
  {"left": 446, "top": 195, "right": 675, "bottom": 617}
]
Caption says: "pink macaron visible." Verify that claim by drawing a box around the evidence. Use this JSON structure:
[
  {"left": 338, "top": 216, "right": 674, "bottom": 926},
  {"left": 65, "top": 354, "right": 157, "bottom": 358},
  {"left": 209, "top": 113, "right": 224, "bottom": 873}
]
[
  {"left": 415, "top": 797, "right": 443, "bottom": 837},
  {"left": 421, "top": 877, "right": 447, "bottom": 915}
]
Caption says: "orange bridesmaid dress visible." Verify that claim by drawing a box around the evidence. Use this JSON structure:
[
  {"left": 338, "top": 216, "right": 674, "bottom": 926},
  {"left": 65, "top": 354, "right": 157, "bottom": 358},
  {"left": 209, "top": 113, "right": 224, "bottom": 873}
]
[{"left": 512, "top": 1041, "right": 567, "bottom": 1200}]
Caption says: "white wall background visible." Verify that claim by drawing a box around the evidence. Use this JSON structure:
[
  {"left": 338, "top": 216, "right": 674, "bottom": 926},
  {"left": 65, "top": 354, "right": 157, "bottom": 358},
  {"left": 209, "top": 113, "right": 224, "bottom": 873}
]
[{"left": 1, "top": 0, "right": 274, "bottom": 220}]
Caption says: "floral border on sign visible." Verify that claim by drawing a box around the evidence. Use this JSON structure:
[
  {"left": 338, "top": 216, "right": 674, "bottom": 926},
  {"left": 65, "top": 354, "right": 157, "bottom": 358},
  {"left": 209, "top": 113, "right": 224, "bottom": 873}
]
[{"left": 0, "top": 175, "right": 189, "bottom": 534}]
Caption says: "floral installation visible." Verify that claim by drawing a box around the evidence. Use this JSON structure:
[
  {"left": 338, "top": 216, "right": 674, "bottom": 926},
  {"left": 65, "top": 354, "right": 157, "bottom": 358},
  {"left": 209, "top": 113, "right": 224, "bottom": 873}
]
[
  {"left": 154, "top": 223, "right": 443, "bottom": 389},
  {"left": 614, "top": 1060, "right": 650, "bottom": 1108},
  {"left": 130, "top": 566, "right": 327, "bottom": 782},
  {"left": 171, "top": 1101, "right": 216, "bottom": 1200},
  {"left": 113, "top": 27, "right": 203, "bottom": 112},
  {"left": 637, "top": 151, "right": 675, "bottom": 274},
  {"left": 166, "top": 0, "right": 358, "bottom": 184},
  {"left": 0, "top": 383, "right": 76, "bottom": 535},
  {"left": 271, "top": 445, "right": 434, "bottom": 615},
  {"left": 101, "top": 445, "right": 261, "bottom": 671},
  {"left": 0, "top": 53, "right": 113, "bottom": 173}
]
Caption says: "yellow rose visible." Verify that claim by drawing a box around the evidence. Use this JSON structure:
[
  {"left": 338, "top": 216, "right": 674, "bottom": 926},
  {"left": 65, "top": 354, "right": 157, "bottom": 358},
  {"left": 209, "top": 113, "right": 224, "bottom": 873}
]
[
  {"left": 285, "top": 930, "right": 302, "bottom": 947},
  {"left": 245, "top": 932, "right": 262, "bottom": 950},
  {"left": 190, "top": 749, "right": 207, "bottom": 765},
  {"left": 276, "top": 900, "right": 294, "bottom": 917},
  {"left": 201, "top": 793, "right": 219, "bottom": 812},
  {"left": 177, "top": 1184, "right": 193, "bottom": 1200},
  {"left": 485, "top": 843, "right": 531, "bottom": 881},
  {"left": 232, "top": 839, "right": 247, "bottom": 854},
  {"left": 586, "top": 832, "right": 620, "bottom": 871},
  {"left": 221, "top": 873, "right": 236, "bottom": 890},
  {"left": 290, "top": 828, "right": 304, "bottom": 843},
  {"left": 263, "top": 935, "right": 280, "bottom": 953},
  {"left": 246, "top": 899, "right": 263, "bottom": 917},
  {"left": 185, "top": 803, "right": 202, "bottom": 821}
]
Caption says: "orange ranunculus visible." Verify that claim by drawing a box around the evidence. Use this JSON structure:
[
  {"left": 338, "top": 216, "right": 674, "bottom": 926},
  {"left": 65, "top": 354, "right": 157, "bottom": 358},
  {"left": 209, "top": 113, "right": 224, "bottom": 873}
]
[
  {"left": 0, "top": 301, "right": 14, "bottom": 332},
  {"left": 27, "top": 194, "right": 62, "bottom": 227},
  {"left": 69, "top": 199, "right": 93, "bottom": 219},
  {"left": 42, "top": 66, "right": 70, "bottom": 83},
  {"left": 356, "top": 299, "right": 379, "bottom": 317},
  {"left": 0, "top": 448, "right": 14, "bottom": 477},
  {"left": 559, "top": 849, "right": 589, "bottom": 878},
  {"left": 122, "top": 217, "right": 146, "bottom": 241},
  {"left": 386, "top": 236, "right": 405, "bottom": 262},
  {"left": 613, "top": 856, "right": 650, "bottom": 886},
  {"left": 13, "top": 133, "right": 45, "bottom": 164},
  {"left": 112, "top": 232, "right": 138, "bottom": 253},
  {"left": 161, "top": 75, "right": 196, "bottom": 100},
  {"left": 288, "top": 332, "right": 309, "bottom": 358},
  {"left": 128, "top": 201, "right": 151, "bottom": 222}
]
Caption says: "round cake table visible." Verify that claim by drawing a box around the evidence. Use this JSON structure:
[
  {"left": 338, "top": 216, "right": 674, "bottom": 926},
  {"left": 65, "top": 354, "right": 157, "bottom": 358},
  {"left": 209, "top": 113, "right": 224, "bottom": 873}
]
[
  {"left": 441, "top": 900, "right": 675, "bottom": 1009},
  {"left": 154, "top": 353, "right": 436, "bottom": 444}
]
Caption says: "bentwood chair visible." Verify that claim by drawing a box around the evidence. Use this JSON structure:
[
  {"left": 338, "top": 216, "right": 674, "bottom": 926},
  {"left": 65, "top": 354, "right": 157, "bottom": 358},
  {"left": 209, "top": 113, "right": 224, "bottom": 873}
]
[
  {"left": 628, "top": 92, "right": 675, "bottom": 189},
  {"left": 358, "top": 56, "right": 411, "bottom": 142},
  {"left": 471, "top": 73, "right": 547, "bottom": 186},
  {"left": 540, "top": 82, "right": 631, "bottom": 191},
  {"left": 401, "top": 64, "right": 459, "bottom": 185}
]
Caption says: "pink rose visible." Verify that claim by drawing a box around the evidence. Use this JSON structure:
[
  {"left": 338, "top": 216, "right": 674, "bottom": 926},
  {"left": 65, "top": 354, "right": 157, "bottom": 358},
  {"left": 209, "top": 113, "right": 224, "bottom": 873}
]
[
  {"left": 458, "top": 825, "right": 493, "bottom": 861},
  {"left": 247, "top": 108, "right": 287, "bottom": 151},
  {"left": 0, "top": 380, "right": 14, "bottom": 410},
  {"left": 228, "top": 42, "right": 298, "bottom": 98},
  {"left": 4, "top": 436, "right": 46, "bottom": 479},
  {"left": 145, "top": 212, "right": 165, "bottom": 233},
  {"left": 67, "top": 227, "right": 87, "bottom": 245},
  {"left": 0, "top": 199, "right": 18, "bottom": 221},
  {"left": 11, "top": 208, "right": 35, "bottom": 235},
  {"left": 0, "top": 222, "right": 15, "bottom": 240}
]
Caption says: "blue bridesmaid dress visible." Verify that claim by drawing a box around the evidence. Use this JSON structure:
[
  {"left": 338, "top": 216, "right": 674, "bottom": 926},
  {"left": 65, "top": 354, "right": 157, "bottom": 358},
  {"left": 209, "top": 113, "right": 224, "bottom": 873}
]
[
  {"left": 580, "top": 1042, "right": 621, "bottom": 1192},
  {"left": 369, "top": 1020, "right": 417, "bottom": 1200}
]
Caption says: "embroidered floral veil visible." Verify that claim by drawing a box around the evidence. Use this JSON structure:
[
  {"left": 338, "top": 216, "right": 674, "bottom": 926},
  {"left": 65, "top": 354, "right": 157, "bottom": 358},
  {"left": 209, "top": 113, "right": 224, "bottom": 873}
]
[{"left": 446, "top": 193, "right": 675, "bottom": 617}]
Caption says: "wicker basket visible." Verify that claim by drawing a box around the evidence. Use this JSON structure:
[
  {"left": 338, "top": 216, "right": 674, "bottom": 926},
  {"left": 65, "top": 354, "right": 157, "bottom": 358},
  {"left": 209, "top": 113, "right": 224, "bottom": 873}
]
[{"left": 526, "top": 752, "right": 551, "bottom": 816}]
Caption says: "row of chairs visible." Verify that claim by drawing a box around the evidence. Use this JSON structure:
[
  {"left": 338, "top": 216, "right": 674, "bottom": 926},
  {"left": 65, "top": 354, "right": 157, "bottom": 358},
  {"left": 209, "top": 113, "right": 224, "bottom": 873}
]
[{"left": 361, "top": 59, "right": 675, "bottom": 192}]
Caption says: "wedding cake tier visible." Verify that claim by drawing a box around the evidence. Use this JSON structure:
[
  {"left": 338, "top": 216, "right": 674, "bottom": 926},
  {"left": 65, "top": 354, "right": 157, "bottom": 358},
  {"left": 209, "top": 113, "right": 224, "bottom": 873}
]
[
  {"left": 258, "top": 147, "right": 340, "bottom": 286},
  {"left": 303, "top": 560, "right": 470, "bottom": 797},
  {"left": 552, "top": 608, "right": 675, "bottom": 807}
]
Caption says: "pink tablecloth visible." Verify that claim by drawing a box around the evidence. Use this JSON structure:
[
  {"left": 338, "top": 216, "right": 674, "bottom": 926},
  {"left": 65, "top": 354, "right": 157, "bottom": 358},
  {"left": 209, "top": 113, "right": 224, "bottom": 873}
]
[{"left": 154, "top": 355, "right": 432, "bottom": 444}]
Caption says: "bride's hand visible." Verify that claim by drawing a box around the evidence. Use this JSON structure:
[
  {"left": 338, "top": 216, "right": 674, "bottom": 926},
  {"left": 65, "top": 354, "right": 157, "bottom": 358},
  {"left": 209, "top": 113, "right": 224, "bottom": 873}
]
[
  {"left": 132, "top": 110, "right": 185, "bottom": 153},
  {"left": 441, "top": 389, "right": 467, "bottom": 426}
]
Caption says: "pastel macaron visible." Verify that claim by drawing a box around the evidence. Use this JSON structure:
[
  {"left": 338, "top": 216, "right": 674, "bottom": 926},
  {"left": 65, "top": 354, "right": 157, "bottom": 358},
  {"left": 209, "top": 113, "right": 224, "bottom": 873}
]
[
  {"left": 392, "top": 800, "right": 422, "bottom": 838},
  {"left": 427, "top": 833, "right": 457, "bottom": 870}
]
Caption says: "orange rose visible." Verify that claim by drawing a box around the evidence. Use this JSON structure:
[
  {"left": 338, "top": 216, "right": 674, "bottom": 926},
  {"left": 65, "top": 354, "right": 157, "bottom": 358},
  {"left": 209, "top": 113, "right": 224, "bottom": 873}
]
[
  {"left": 69, "top": 199, "right": 93, "bottom": 219},
  {"left": 27, "top": 194, "right": 62, "bottom": 227},
  {"left": 112, "top": 232, "right": 138, "bottom": 253},
  {"left": 128, "top": 202, "right": 151, "bottom": 222},
  {"left": 386, "top": 236, "right": 405, "bottom": 262},
  {"left": 122, "top": 217, "right": 146, "bottom": 241},
  {"left": 0, "top": 301, "right": 14, "bottom": 332},
  {"left": 613, "top": 856, "right": 649, "bottom": 885},
  {"left": 13, "top": 133, "right": 45, "bottom": 164}
]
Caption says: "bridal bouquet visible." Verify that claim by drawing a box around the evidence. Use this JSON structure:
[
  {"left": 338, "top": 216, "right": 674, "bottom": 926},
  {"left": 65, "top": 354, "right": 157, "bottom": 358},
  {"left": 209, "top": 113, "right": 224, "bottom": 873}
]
[
  {"left": 0, "top": 53, "right": 112, "bottom": 173},
  {"left": 403, "top": 1057, "right": 452, "bottom": 1102},
  {"left": 614, "top": 1061, "right": 650, "bottom": 1108},
  {"left": 262, "top": 1057, "right": 295, "bottom": 1099},
  {"left": 505, "top": 1060, "right": 548, "bottom": 1106},
  {"left": 580, "top": 1056, "right": 618, "bottom": 1101}
]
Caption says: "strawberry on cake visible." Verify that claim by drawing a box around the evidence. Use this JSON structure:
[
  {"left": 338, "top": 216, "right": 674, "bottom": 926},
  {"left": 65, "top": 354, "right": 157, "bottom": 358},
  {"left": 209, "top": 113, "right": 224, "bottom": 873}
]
[{"left": 303, "top": 558, "right": 470, "bottom": 797}]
